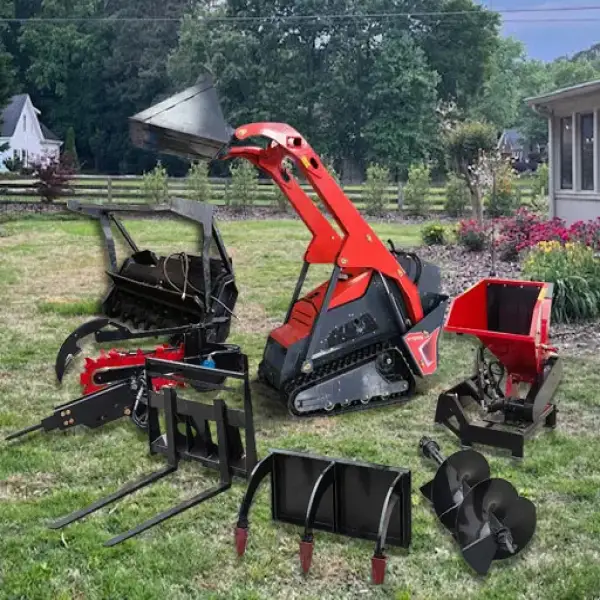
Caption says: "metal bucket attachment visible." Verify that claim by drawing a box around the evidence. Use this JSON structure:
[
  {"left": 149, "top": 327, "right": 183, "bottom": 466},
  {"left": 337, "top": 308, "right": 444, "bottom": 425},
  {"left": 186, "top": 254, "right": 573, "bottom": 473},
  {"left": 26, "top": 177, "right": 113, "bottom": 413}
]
[
  {"left": 419, "top": 437, "right": 537, "bottom": 575},
  {"left": 129, "top": 72, "right": 232, "bottom": 161},
  {"left": 235, "top": 450, "right": 411, "bottom": 585}
]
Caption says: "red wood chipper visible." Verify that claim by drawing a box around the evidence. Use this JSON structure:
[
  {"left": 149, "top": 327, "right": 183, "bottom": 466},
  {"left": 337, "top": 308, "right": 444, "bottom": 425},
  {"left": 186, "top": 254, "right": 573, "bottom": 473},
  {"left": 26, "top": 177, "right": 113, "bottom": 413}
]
[{"left": 434, "top": 278, "right": 563, "bottom": 458}]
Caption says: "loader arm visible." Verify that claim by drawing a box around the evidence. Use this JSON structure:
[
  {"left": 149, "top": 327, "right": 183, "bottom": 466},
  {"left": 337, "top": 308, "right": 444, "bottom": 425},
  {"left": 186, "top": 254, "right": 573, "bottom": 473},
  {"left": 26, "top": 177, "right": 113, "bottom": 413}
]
[
  {"left": 226, "top": 145, "right": 342, "bottom": 264},
  {"left": 227, "top": 123, "right": 424, "bottom": 324}
]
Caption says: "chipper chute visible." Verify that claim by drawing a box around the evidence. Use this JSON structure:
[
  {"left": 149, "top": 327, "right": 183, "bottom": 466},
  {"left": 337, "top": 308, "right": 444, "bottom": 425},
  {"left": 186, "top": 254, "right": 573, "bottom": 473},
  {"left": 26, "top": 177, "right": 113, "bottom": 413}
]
[{"left": 434, "top": 278, "right": 563, "bottom": 458}]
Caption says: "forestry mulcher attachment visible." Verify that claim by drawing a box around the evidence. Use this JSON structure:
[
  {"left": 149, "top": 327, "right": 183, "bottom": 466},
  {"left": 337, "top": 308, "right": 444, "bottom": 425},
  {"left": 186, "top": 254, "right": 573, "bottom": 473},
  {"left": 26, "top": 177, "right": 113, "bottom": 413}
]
[{"left": 225, "top": 123, "right": 449, "bottom": 416}]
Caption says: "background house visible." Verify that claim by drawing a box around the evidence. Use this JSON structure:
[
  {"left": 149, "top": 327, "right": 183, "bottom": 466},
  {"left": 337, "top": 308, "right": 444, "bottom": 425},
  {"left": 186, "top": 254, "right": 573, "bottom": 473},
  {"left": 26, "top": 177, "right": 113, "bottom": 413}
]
[
  {"left": 528, "top": 81, "right": 600, "bottom": 224},
  {"left": 0, "top": 94, "right": 62, "bottom": 172}
]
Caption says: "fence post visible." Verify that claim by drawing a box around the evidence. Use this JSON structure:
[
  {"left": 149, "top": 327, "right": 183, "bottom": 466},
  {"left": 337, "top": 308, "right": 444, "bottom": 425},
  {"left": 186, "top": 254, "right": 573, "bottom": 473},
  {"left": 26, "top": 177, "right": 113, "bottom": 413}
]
[
  {"left": 107, "top": 176, "right": 113, "bottom": 203},
  {"left": 397, "top": 182, "right": 404, "bottom": 211}
]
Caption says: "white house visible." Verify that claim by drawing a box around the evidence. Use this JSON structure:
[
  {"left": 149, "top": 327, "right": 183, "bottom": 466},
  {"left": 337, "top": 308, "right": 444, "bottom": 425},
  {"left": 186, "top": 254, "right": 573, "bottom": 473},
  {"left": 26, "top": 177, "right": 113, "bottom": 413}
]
[
  {"left": 527, "top": 80, "right": 600, "bottom": 224},
  {"left": 0, "top": 94, "right": 62, "bottom": 172}
]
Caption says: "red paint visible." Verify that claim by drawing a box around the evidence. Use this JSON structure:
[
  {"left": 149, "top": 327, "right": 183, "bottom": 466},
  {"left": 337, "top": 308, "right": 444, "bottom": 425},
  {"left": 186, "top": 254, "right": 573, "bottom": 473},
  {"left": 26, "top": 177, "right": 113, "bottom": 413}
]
[
  {"left": 299, "top": 540, "right": 314, "bottom": 574},
  {"left": 269, "top": 272, "right": 373, "bottom": 348},
  {"left": 235, "top": 526, "right": 248, "bottom": 557},
  {"left": 371, "top": 555, "right": 387, "bottom": 585},
  {"left": 80, "top": 344, "right": 185, "bottom": 395},
  {"left": 444, "top": 278, "right": 557, "bottom": 383},
  {"left": 226, "top": 123, "right": 424, "bottom": 325},
  {"left": 404, "top": 327, "right": 441, "bottom": 377}
]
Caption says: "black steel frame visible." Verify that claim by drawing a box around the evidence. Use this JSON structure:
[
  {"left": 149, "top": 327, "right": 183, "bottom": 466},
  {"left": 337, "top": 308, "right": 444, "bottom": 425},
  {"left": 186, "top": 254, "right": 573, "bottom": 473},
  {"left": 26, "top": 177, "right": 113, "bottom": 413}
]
[
  {"left": 434, "top": 356, "right": 562, "bottom": 459},
  {"left": 235, "top": 449, "right": 411, "bottom": 582},
  {"left": 49, "top": 353, "right": 257, "bottom": 546},
  {"left": 66, "top": 197, "right": 235, "bottom": 317}
]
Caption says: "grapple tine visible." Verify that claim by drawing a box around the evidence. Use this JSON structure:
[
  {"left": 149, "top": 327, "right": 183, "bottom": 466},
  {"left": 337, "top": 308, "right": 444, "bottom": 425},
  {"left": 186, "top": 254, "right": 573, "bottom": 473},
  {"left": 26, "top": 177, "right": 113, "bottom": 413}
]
[{"left": 55, "top": 317, "right": 111, "bottom": 382}]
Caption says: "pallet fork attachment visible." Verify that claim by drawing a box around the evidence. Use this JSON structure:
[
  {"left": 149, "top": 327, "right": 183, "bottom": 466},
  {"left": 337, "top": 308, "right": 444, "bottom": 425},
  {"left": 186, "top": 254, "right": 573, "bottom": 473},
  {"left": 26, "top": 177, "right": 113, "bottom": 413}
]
[
  {"left": 49, "top": 350, "right": 257, "bottom": 546},
  {"left": 234, "top": 450, "right": 411, "bottom": 585}
]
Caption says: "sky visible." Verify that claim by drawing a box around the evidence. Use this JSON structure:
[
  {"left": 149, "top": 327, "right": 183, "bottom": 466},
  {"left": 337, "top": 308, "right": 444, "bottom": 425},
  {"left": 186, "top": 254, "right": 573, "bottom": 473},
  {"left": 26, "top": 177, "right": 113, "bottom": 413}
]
[{"left": 478, "top": 1, "right": 600, "bottom": 61}]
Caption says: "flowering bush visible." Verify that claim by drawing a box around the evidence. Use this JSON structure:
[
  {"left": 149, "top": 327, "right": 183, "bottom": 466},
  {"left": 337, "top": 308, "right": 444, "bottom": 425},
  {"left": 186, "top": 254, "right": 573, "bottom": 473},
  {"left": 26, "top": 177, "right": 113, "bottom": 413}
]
[
  {"left": 421, "top": 222, "right": 446, "bottom": 246},
  {"left": 456, "top": 219, "right": 490, "bottom": 252},
  {"left": 568, "top": 219, "right": 600, "bottom": 251},
  {"left": 523, "top": 241, "right": 600, "bottom": 323},
  {"left": 495, "top": 209, "right": 569, "bottom": 261}
]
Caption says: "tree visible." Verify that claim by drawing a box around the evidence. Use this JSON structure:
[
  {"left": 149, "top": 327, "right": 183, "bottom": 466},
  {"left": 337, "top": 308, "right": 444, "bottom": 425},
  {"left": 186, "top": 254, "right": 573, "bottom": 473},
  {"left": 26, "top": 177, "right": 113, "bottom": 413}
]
[
  {"left": 141, "top": 161, "right": 169, "bottom": 204},
  {"left": 62, "top": 126, "right": 80, "bottom": 171},
  {"left": 418, "top": 0, "right": 500, "bottom": 109},
  {"left": 446, "top": 121, "right": 497, "bottom": 222},
  {"left": 470, "top": 37, "right": 529, "bottom": 131},
  {"left": 186, "top": 160, "right": 210, "bottom": 204}
]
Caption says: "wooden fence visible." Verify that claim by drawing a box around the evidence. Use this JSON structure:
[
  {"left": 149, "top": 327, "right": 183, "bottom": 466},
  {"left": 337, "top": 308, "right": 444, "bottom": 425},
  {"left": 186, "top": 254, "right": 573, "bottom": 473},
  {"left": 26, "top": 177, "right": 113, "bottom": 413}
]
[{"left": 0, "top": 174, "right": 535, "bottom": 213}]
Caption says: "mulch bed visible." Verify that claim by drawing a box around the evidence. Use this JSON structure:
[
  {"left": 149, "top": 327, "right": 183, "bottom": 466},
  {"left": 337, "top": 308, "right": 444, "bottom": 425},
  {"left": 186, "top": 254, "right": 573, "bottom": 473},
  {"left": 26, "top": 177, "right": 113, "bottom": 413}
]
[
  {"left": 415, "top": 244, "right": 600, "bottom": 358},
  {"left": 3, "top": 201, "right": 598, "bottom": 357}
]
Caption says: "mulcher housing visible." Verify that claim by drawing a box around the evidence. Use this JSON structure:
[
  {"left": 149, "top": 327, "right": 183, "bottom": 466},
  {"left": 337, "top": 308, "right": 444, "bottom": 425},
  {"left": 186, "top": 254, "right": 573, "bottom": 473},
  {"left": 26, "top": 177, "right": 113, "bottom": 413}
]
[{"left": 67, "top": 198, "right": 237, "bottom": 339}]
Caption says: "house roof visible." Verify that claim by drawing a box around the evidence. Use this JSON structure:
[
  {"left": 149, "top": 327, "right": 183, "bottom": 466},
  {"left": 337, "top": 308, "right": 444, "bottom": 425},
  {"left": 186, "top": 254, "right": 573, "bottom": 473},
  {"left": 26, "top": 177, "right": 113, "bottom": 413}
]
[
  {"left": 0, "top": 94, "right": 28, "bottom": 137},
  {"left": 526, "top": 79, "right": 600, "bottom": 108},
  {"left": 0, "top": 93, "right": 62, "bottom": 143},
  {"left": 40, "top": 123, "right": 60, "bottom": 142},
  {"left": 499, "top": 129, "right": 524, "bottom": 150}
]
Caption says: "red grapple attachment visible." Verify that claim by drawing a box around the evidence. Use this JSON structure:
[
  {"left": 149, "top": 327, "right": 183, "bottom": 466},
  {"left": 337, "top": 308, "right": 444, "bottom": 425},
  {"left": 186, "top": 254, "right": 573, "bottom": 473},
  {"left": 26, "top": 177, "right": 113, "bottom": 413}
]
[
  {"left": 235, "top": 526, "right": 248, "bottom": 557},
  {"left": 371, "top": 554, "right": 387, "bottom": 585},
  {"left": 299, "top": 538, "right": 314, "bottom": 574},
  {"left": 436, "top": 278, "right": 563, "bottom": 458}
]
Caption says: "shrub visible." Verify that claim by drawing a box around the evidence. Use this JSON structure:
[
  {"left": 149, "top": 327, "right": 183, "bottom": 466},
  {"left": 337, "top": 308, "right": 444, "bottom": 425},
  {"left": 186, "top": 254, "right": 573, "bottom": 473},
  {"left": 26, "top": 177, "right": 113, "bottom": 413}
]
[
  {"left": 421, "top": 222, "right": 446, "bottom": 245},
  {"left": 523, "top": 241, "right": 600, "bottom": 323},
  {"left": 494, "top": 208, "right": 575, "bottom": 262},
  {"left": 456, "top": 219, "right": 490, "bottom": 252},
  {"left": 141, "top": 161, "right": 169, "bottom": 204},
  {"left": 531, "top": 162, "right": 549, "bottom": 205},
  {"left": 31, "top": 155, "right": 75, "bottom": 203},
  {"left": 364, "top": 164, "right": 390, "bottom": 216},
  {"left": 3, "top": 156, "right": 23, "bottom": 173},
  {"left": 444, "top": 174, "right": 470, "bottom": 217},
  {"left": 485, "top": 161, "right": 521, "bottom": 218},
  {"left": 186, "top": 160, "right": 211, "bottom": 204},
  {"left": 568, "top": 218, "right": 600, "bottom": 251},
  {"left": 403, "top": 162, "right": 431, "bottom": 217},
  {"left": 227, "top": 160, "right": 259, "bottom": 211}
]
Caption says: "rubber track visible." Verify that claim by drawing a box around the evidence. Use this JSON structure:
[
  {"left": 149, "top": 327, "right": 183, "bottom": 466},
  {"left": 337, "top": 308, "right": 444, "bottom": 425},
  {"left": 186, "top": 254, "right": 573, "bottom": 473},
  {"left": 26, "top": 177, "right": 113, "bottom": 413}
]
[{"left": 282, "top": 340, "right": 417, "bottom": 417}]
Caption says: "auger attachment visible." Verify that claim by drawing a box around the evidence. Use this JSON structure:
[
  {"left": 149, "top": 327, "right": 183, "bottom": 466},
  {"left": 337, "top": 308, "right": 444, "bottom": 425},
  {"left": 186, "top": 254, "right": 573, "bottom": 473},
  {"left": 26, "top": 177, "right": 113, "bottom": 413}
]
[
  {"left": 419, "top": 437, "right": 537, "bottom": 575},
  {"left": 234, "top": 450, "right": 411, "bottom": 585}
]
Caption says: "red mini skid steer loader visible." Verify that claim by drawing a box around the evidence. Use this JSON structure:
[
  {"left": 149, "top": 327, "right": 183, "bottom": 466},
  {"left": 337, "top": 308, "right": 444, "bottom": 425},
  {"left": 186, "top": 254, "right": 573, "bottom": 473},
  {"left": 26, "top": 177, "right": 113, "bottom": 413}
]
[{"left": 225, "top": 123, "right": 449, "bottom": 416}]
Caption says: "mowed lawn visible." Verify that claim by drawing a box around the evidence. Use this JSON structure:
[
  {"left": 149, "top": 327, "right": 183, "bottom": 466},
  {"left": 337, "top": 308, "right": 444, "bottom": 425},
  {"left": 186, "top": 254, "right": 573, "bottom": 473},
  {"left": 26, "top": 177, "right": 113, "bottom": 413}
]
[{"left": 0, "top": 215, "right": 599, "bottom": 600}]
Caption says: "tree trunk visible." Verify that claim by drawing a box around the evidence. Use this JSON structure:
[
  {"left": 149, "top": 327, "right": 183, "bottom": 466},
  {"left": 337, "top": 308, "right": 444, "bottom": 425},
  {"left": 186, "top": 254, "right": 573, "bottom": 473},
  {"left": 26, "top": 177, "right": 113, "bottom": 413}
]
[{"left": 470, "top": 187, "right": 483, "bottom": 224}]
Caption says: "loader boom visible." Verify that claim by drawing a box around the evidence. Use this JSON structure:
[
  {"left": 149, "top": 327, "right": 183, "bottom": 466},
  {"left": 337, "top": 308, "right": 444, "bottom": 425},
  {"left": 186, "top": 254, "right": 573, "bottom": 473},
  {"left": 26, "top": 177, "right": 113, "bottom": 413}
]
[{"left": 226, "top": 123, "right": 424, "bottom": 325}]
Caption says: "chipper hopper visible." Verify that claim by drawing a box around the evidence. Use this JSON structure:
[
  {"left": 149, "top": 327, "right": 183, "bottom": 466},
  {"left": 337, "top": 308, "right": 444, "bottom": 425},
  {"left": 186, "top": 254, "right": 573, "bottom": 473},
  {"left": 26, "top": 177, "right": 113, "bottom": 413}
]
[{"left": 434, "top": 278, "right": 563, "bottom": 458}]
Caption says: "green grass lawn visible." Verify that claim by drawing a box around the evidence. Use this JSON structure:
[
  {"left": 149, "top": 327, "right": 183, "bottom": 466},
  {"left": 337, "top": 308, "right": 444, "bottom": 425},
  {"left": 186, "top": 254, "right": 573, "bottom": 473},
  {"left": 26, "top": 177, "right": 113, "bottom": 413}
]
[{"left": 1, "top": 216, "right": 599, "bottom": 600}]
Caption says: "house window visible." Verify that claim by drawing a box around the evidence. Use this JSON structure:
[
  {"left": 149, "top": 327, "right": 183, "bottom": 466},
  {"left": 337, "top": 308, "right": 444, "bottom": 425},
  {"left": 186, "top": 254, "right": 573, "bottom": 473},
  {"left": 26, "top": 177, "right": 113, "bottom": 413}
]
[
  {"left": 560, "top": 116, "right": 573, "bottom": 190},
  {"left": 580, "top": 113, "right": 595, "bottom": 191}
]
